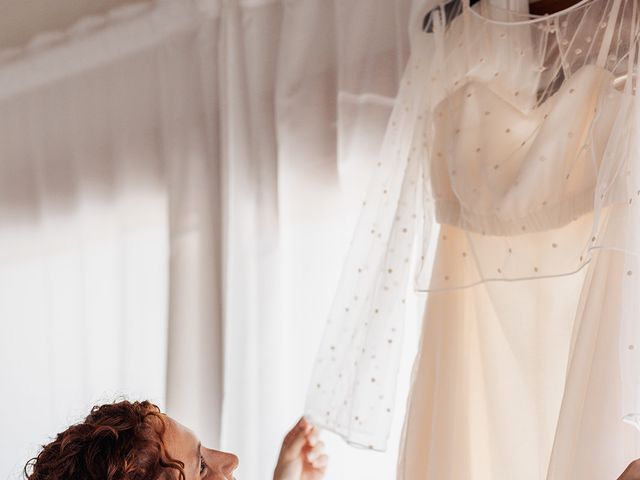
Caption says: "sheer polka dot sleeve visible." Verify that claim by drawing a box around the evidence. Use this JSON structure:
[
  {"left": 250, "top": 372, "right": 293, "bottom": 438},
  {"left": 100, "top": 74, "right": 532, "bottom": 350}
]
[{"left": 304, "top": 19, "right": 440, "bottom": 450}]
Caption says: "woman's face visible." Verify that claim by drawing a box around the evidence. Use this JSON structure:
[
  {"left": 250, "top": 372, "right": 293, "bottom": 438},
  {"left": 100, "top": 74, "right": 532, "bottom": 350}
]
[{"left": 161, "top": 415, "right": 239, "bottom": 480}]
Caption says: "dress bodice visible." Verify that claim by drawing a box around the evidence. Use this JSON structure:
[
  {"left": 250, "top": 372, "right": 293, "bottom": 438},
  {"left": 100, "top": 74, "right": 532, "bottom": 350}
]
[{"left": 431, "top": 64, "right": 621, "bottom": 236}]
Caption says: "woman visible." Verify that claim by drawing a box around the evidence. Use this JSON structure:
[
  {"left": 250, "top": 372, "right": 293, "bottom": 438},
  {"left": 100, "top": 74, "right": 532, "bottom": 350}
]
[
  {"left": 24, "top": 400, "right": 327, "bottom": 480},
  {"left": 22, "top": 399, "right": 640, "bottom": 479}
]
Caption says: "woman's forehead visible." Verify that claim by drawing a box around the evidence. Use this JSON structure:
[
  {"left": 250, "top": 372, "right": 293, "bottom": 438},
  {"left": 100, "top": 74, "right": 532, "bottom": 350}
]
[
  {"left": 161, "top": 414, "right": 199, "bottom": 474},
  {"left": 162, "top": 414, "right": 197, "bottom": 444}
]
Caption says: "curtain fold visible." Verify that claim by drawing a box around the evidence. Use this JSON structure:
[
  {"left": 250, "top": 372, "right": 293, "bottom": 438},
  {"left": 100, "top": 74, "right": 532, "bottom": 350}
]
[
  {"left": 0, "top": 9, "right": 171, "bottom": 474},
  {"left": 158, "top": 8, "right": 225, "bottom": 447}
]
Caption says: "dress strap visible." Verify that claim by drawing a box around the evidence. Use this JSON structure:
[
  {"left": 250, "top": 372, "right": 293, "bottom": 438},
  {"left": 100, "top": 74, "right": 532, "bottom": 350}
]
[{"left": 596, "top": 0, "right": 624, "bottom": 68}]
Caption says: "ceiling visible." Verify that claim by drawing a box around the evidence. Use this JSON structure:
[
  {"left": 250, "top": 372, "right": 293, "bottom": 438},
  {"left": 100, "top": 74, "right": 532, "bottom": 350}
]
[{"left": 0, "top": 0, "right": 148, "bottom": 50}]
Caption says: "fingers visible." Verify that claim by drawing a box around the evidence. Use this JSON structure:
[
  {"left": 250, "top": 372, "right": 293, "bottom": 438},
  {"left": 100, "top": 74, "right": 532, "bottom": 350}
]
[
  {"left": 305, "top": 440, "right": 328, "bottom": 470},
  {"left": 282, "top": 417, "right": 312, "bottom": 457},
  {"left": 302, "top": 423, "right": 328, "bottom": 476},
  {"left": 283, "top": 417, "right": 307, "bottom": 442},
  {"left": 305, "top": 440, "right": 324, "bottom": 460},
  {"left": 280, "top": 416, "right": 329, "bottom": 476},
  {"left": 305, "top": 425, "right": 320, "bottom": 447}
]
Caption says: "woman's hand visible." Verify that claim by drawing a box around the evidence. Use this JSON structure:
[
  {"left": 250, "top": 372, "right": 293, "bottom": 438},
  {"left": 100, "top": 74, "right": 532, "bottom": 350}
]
[
  {"left": 619, "top": 460, "right": 640, "bottom": 479},
  {"left": 273, "top": 417, "right": 328, "bottom": 480}
]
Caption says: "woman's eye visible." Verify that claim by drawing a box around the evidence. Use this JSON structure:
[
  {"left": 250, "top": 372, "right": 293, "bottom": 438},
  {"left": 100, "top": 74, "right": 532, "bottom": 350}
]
[{"left": 200, "top": 455, "right": 207, "bottom": 475}]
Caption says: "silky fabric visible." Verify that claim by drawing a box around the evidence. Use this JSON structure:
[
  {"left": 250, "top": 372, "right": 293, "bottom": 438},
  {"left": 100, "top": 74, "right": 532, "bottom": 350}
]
[{"left": 306, "top": 0, "right": 640, "bottom": 477}]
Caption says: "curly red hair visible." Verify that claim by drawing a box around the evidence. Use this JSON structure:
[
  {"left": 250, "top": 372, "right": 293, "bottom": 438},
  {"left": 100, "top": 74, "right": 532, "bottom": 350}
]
[{"left": 24, "top": 400, "right": 186, "bottom": 480}]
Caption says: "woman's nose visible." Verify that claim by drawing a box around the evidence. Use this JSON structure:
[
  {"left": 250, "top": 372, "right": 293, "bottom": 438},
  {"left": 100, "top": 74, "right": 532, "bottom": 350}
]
[
  {"left": 222, "top": 451, "right": 239, "bottom": 474},
  {"left": 204, "top": 447, "right": 239, "bottom": 478}
]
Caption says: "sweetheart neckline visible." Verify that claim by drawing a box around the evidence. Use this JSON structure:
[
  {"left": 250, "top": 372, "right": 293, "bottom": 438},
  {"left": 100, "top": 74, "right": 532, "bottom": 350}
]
[{"left": 438, "top": 63, "right": 616, "bottom": 116}]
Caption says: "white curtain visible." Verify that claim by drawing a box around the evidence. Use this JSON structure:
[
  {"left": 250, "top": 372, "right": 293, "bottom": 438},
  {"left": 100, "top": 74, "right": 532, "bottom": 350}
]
[{"left": 0, "top": 0, "right": 423, "bottom": 478}]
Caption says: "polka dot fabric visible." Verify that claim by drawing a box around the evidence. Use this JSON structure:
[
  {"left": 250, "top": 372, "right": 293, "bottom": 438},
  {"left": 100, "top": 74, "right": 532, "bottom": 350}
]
[{"left": 306, "top": 0, "right": 640, "bottom": 474}]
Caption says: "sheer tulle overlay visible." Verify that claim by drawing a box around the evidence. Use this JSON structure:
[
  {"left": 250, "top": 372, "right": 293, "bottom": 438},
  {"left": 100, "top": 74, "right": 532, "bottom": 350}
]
[{"left": 306, "top": 0, "right": 640, "bottom": 477}]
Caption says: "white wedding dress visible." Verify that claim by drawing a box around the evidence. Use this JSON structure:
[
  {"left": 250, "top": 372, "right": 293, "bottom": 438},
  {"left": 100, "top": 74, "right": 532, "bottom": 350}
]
[{"left": 306, "top": 0, "right": 640, "bottom": 478}]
